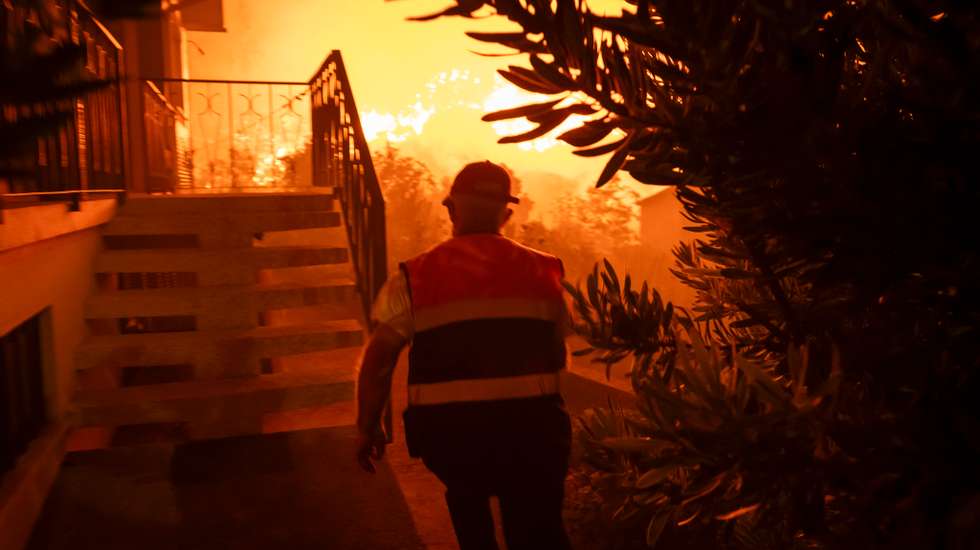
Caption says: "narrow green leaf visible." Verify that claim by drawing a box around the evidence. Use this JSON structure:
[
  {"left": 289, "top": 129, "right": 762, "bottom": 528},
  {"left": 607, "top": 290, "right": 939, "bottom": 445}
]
[
  {"left": 408, "top": 3, "right": 482, "bottom": 21},
  {"left": 603, "top": 258, "right": 619, "bottom": 288},
  {"left": 587, "top": 271, "right": 600, "bottom": 308},
  {"left": 734, "top": 355, "right": 790, "bottom": 409},
  {"left": 557, "top": 119, "right": 616, "bottom": 147},
  {"left": 481, "top": 98, "right": 563, "bottom": 122},
  {"left": 498, "top": 65, "right": 565, "bottom": 94},
  {"left": 528, "top": 103, "right": 595, "bottom": 124},
  {"left": 646, "top": 510, "right": 671, "bottom": 548},
  {"left": 680, "top": 473, "right": 726, "bottom": 506},
  {"left": 636, "top": 467, "right": 673, "bottom": 489},
  {"left": 716, "top": 503, "right": 760, "bottom": 521},
  {"left": 465, "top": 31, "right": 527, "bottom": 45},
  {"left": 596, "top": 131, "right": 635, "bottom": 187},
  {"left": 529, "top": 54, "right": 578, "bottom": 89},
  {"left": 497, "top": 116, "right": 565, "bottom": 144},
  {"left": 600, "top": 436, "right": 661, "bottom": 453},
  {"left": 573, "top": 137, "right": 626, "bottom": 157}
]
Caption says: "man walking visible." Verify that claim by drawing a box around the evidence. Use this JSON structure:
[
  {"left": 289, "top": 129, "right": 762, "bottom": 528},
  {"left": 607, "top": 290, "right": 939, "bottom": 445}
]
[{"left": 355, "top": 160, "right": 572, "bottom": 550}]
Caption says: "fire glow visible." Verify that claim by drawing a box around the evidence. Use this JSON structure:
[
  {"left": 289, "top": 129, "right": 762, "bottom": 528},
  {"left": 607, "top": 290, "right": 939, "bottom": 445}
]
[{"left": 361, "top": 69, "right": 590, "bottom": 152}]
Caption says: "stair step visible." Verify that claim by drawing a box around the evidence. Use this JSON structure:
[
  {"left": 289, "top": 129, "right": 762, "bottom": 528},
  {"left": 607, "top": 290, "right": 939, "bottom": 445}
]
[
  {"left": 120, "top": 191, "right": 335, "bottom": 216},
  {"left": 102, "top": 210, "right": 342, "bottom": 236},
  {"left": 75, "top": 320, "right": 364, "bottom": 371},
  {"left": 74, "top": 369, "right": 354, "bottom": 427},
  {"left": 94, "top": 245, "right": 349, "bottom": 274},
  {"left": 85, "top": 280, "right": 359, "bottom": 319}
]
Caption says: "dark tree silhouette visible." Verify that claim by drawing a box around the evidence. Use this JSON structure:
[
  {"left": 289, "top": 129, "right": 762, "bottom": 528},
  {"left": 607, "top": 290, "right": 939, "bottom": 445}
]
[{"left": 414, "top": 1, "right": 980, "bottom": 548}]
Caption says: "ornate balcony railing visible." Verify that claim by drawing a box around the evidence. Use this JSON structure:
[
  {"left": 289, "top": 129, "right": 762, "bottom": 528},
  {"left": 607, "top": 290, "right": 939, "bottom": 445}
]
[
  {"left": 150, "top": 77, "right": 312, "bottom": 192},
  {"left": 144, "top": 53, "right": 387, "bottom": 325},
  {"left": 0, "top": 0, "right": 126, "bottom": 216}
]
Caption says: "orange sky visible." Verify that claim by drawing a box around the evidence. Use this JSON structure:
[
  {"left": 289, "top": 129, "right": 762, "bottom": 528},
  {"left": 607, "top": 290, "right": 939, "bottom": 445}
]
[{"left": 186, "top": 0, "right": 663, "bottom": 205}]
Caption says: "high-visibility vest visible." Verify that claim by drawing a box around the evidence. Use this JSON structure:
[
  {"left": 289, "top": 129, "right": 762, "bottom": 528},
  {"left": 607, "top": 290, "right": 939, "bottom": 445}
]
[{"left": 401, "top": 234, "right": 566, "bottom": 407}]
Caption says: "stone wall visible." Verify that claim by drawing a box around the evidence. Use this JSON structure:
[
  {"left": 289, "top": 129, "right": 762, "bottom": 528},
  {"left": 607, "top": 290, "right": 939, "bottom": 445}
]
[{"left": 0, "top": 199, "right": 115, "bottom": 550}]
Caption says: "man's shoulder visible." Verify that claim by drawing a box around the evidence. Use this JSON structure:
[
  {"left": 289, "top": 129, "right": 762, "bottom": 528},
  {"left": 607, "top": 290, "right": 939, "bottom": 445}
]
[
  {"left": 400, "top": 239, "right": 452, "bottom": 267},
  {"left": 403, "top": 235, "right": 562, "bottom": 269},
  {"left": 502, "top": 237, "right": 563, "bottom": 269},
  {"left": 510, "top": 238, "right": 560, "bottom": 261}
]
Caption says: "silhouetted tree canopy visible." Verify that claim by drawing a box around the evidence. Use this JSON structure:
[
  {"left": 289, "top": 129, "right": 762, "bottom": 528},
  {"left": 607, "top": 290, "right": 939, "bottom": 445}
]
[{"left": 416, "top": 1, "right": 980, "bottom": 548}]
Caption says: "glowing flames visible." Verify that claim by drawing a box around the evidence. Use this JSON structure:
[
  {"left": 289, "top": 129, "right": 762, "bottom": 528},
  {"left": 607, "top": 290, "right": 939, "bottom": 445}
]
[
  {"left": 360, "top": 70, "right": 589, "bottom": 152},
  {"left": 481, "top": 76, "right": 591, "bottom": 152},
  {"left": 362, "top": 101, "right": 435, "bottom": 143}
]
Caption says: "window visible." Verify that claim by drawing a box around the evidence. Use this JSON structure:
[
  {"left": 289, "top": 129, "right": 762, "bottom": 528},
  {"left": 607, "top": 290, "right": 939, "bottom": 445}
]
[{"left": 0, "top": 313, "right": 47, "bottom": 476}]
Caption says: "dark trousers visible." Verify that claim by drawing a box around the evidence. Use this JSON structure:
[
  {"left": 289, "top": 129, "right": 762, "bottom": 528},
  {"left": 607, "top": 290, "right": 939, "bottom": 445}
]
[{"left": 409, "top": 397, "right": 572, "bottom": 550}]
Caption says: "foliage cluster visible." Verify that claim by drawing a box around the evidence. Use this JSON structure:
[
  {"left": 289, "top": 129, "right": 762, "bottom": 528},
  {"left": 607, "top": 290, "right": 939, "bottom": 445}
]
[
  {"left": 373, "top": 145, "right": 450, "bottom": 268},
  {"left": 375, "top": 144, "right": 641, "bottom": 281},
  {"left": 417, "top": 1, "right": 980, "bottom": 548},
  {"left": 519, "top": 176, "right": 640, "bottom": 280}
]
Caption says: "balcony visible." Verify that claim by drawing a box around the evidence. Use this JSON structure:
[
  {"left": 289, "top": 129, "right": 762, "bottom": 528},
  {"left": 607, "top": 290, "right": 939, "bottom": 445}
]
[
  {"left": 0, "top": 1, "right": 126, "bottom": 218},
  {"left": 139, "top": 52, "right": 386, "bottom": 319}
]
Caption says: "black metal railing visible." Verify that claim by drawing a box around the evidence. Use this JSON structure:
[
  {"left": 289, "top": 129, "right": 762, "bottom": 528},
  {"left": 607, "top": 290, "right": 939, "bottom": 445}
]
[
  {"left": 0, "top": 313, "right": 47, "bottom": 477},
  {"left": 310, "top": 51, "right": 390, "bottom": 438},
  {"left": 310, "top": 51, "right": 388, "bottom": 324},
  {"left": 0, "top": 1, "right": 126, "bottom": 216}
]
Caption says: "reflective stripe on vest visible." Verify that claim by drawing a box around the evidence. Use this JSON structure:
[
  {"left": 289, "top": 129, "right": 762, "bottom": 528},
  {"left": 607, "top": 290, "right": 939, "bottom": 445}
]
[
  {"left": 413, "top": 297, "right": 565, "bottom": 332},
  {"left": 407, "top": 372, "right": 561, "bottom": 406}
]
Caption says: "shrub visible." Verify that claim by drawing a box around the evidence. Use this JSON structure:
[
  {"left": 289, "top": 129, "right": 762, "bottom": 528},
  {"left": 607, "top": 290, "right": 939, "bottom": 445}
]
[{"left": 415, "top": 1, "right": 980, "bottom": 547}]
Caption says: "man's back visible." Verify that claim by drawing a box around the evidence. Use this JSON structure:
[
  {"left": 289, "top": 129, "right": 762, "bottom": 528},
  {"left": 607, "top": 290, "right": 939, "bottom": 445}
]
[
  {"left": 404, "top": 234, "right": 564, "bottom": 306},
  {"left": 356, "top": 161, "right": 573, "bottom": 550},
  {"left": 398, "top": 234, "right": 566, "bottom": 444}
]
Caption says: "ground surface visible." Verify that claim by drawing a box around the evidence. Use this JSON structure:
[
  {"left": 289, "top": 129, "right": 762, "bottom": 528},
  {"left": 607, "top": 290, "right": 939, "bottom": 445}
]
[
  {"left": 28, "top": 426, "right": 425, "bottom": 550},
  {"left": 28, "top": 343, "right": 634, "bottom": 550}
]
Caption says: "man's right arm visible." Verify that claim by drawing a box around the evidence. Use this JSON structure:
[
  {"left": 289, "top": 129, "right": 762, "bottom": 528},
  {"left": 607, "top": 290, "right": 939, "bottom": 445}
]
[
  {"left": 355, "top": 323, "right": 407, "bottom": 473},
  {"left": 354, "top": 270, "right": 413, "bottom": 473}
]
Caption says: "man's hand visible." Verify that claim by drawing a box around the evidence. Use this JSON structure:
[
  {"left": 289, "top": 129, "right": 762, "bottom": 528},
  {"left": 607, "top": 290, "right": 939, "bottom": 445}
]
[{"left": 356, "top": 429, "right": 387, "bottom": 473}]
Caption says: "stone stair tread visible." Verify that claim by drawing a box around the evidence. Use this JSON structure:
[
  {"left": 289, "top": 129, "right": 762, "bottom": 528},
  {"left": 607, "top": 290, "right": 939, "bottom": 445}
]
[
  {"left": 102, "top": 210, "right": 342, "bottom": 235},
  {"left": 75, "top": 367, "right": 354, "bottom": 407},
  {"left": 78, "top": 320, "right": 363, "bottom": 353},
  {"left": 120, "top": 191, "right": 337, "bottom": 215},
  {"left": 85, "top": 279, "right": 358, "bottom": 318},
  {"left": 94, "top": 245, "right": 349, "bottom": 273},
  {"left": 74, "top": 369, "right": 355, "bottom": 427},
  {"left": 75, "top": 321, "right": 364, "bottom": 372}
]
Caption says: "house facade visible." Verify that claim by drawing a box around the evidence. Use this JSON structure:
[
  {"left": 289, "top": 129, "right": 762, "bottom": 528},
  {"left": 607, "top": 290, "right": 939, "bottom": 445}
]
[
  {"left": 0, "top": 2, "right": 384, "bottom": 548},
  {"left": 635, "top": 189, "right": 696, "bottom": 309}
]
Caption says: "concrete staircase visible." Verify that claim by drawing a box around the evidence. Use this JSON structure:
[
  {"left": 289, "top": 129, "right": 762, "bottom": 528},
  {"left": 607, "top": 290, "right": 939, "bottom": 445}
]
[{"left": 73, "top": 191, "right": 365, "bottom": 442}]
